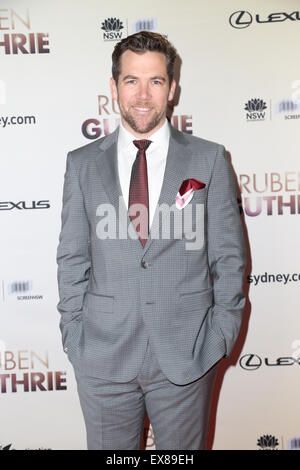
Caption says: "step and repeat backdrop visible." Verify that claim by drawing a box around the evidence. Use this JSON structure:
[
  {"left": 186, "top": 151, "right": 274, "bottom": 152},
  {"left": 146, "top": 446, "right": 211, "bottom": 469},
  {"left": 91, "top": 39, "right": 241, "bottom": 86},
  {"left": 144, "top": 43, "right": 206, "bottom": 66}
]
[{"left": 1, "top": 0, "right": 299, "bottom": 450}]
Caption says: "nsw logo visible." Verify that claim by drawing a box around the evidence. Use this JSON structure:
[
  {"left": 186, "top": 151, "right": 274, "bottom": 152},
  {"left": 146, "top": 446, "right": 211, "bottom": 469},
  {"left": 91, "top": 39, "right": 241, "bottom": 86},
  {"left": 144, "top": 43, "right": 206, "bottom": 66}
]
[
  {"left": 0, "top": 444, "right": 13, "bottom": 450},
  {"left": 101, "top": 17, "right": 127, "bottom": 41},
  {"left": 257, "top": 435, "right": 279, "bottom": 450},
  {"left": 244, "top": 98, "right": 268, "bottom": 121}
]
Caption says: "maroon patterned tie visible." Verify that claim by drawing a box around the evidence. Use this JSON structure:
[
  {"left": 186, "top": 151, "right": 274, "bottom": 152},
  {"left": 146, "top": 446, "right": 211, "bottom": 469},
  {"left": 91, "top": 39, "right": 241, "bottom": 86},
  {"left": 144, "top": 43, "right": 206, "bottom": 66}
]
[{"left": 128, "top": 140, "right": 152, "bottom": 247}]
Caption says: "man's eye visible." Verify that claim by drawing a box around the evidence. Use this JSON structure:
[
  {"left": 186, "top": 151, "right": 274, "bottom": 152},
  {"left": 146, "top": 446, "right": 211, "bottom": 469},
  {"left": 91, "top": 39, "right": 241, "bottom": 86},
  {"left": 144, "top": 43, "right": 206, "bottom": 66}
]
[
  {"left": 152, "top": 80, "right": 161, "bottom": 85},
  {"left": 126, "top": 80, "right": 136, "bottom": 84}
]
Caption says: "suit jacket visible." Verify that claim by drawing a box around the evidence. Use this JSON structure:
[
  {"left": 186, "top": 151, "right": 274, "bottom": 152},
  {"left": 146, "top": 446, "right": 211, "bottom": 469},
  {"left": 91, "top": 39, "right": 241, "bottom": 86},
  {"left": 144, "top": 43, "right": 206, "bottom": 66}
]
[{"left": 56, "top": 123, "right": 246, "bottom": 385}]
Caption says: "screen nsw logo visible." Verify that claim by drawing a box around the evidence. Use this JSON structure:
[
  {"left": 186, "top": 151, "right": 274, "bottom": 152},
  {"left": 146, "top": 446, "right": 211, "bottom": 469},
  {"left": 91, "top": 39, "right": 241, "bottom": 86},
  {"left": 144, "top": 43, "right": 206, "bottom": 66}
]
[
  {"left": 244, "top": 82, "right": 300, "bottom": 122},
  {"left": 132, "top": 18, "right": 158, "bottom": 34},
  {"left": 3, "top": 279, "right": 44, "bottom": 302},
  {"left": 101, "top": 17, "right": 127, "bottom": 41},
  {"left": 287, "top": 437, "right": 300, "bottom": 450},
  {"left": 275, "top": 81, "right": 300, "bottom": 120}
]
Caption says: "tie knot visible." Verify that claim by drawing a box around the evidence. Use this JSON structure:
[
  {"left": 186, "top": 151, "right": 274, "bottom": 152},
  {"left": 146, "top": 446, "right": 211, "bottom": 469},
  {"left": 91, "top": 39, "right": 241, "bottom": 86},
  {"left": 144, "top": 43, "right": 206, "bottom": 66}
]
[{"left": 133, "top": 140, "right": 152, "bottom": 152}]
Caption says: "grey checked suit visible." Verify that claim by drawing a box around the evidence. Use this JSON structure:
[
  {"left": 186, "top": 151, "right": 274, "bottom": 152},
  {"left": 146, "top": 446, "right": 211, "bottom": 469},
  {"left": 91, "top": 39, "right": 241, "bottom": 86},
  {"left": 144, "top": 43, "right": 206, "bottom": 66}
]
[
  {"left": 56, "top": 124, "right": 245, "bottom": 448},
  {"left": 57, "top": 123, "right": 245, "bottom": 384}
]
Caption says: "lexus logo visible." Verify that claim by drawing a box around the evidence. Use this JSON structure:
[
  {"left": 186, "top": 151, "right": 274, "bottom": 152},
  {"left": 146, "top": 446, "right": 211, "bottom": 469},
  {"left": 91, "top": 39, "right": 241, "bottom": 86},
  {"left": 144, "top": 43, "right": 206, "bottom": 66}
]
[
  {"left": 229, "top": 10, "right": 300, "bottom": 28},
  {"left": 240, "top": 353, "right": 300, "bottom": 370},
  {"left": 229, "top": 11, "right": 253, "bottom": 29},
  {"left": 239, "top": 354, "right": 262, "bottom": 370}
]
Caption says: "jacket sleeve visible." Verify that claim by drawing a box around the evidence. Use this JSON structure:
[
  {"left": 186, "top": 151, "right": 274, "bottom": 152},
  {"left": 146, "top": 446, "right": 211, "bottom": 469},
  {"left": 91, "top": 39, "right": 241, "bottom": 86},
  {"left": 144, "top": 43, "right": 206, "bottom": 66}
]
[
  {"left": 56, "top": 151, "right": 91, "bottom": 348},
  {"left": 207, "top": 144, "right": 246, "bottom": 357}
]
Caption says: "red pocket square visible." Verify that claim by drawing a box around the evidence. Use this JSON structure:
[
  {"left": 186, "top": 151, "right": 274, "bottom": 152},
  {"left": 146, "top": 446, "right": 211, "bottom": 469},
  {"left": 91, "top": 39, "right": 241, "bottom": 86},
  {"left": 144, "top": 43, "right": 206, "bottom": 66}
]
[
  {"left": 175, "top": 178, "right": 206, "bottom": 210},
  {"left": 179, "top": 178, "right": 206, "bottom": 196}
]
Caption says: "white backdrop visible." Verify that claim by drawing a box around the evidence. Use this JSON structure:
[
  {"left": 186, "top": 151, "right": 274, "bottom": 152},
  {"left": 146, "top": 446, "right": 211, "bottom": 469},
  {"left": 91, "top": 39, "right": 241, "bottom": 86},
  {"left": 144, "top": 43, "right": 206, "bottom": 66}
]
[{"left": 0, "top": 0, "right": 299, "bottom": 450}]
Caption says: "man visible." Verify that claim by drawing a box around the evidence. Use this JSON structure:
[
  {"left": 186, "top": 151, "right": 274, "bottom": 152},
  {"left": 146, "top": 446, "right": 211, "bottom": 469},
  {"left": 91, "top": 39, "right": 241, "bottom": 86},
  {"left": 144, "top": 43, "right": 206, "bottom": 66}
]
[{"left": 56, "top": 31, "right": 246, "bottom": 450}]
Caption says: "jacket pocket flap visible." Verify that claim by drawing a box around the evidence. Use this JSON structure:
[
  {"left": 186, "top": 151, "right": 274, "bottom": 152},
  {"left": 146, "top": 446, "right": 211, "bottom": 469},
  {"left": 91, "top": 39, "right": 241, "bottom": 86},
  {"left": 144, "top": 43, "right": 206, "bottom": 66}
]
[
  {"left": 179, "top": 288, "right": 212, "bottom": 312},
  {"left": 86, "top": 291, "right": 114, "bottom": 313}
]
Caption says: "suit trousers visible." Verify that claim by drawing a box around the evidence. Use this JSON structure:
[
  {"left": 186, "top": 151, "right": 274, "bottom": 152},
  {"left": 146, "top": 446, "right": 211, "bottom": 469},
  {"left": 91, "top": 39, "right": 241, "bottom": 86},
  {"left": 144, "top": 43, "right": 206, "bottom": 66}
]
[{"left": 73, "top": 339, "right": 218, "bottom": 450}]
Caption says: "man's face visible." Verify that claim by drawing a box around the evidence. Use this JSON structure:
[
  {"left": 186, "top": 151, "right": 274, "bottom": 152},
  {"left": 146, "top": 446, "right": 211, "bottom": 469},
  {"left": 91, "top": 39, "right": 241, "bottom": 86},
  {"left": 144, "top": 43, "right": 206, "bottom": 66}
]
[{"left": 110, "top": 50, "right": 176, "bottom": 138}]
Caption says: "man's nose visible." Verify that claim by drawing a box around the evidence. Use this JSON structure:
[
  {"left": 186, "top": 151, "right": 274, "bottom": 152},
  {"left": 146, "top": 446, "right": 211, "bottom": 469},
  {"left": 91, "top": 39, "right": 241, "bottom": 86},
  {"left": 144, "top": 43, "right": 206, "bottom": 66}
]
[{"left": 137, "top": 82, "right": 151, "bottom": 100}]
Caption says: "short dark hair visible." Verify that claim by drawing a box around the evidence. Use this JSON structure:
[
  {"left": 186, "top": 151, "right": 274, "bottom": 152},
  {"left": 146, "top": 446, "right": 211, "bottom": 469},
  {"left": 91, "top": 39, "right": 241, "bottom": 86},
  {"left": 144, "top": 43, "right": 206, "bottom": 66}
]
[{"left": 112, "top": 31, "right": 177, "bottom": 85}]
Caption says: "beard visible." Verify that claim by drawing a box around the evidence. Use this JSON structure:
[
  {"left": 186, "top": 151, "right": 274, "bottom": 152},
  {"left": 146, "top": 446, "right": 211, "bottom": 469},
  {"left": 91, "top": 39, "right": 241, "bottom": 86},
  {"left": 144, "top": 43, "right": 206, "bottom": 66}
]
[{"left": 119, "top": 104, "right": 166, "bottom": 135}]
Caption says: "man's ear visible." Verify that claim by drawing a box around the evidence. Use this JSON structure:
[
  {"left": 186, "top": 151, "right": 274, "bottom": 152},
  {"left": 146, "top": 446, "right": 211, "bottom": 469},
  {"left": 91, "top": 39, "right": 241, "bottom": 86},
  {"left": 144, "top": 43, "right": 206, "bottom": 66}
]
[
  {"left": 168, "top": 79, "right": 176, "bottom": 102},
  {"left": 110, "top": 77, "right": 118, "bottom": 101}
]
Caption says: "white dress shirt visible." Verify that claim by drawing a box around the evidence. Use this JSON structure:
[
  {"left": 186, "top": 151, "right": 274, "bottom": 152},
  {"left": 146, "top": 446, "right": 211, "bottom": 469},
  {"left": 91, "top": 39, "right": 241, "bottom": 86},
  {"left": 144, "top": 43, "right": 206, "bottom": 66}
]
[{"left": 117, "top": 119, "right": 170, "bottom": 230}]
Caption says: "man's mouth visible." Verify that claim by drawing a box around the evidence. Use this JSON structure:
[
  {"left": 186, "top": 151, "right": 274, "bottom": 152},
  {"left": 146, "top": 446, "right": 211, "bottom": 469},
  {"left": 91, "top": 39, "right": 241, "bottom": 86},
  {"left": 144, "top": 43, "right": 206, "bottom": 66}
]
[{"left": 132, "top": 106, "right": 152, "bottom": 113}]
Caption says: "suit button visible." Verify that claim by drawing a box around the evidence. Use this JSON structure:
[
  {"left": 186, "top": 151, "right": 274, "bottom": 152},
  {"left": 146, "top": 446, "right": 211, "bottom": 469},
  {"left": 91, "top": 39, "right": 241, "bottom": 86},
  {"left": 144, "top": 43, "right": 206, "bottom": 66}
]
[{"left": 141, "top": 260, "right": 149, "bottom": 269}]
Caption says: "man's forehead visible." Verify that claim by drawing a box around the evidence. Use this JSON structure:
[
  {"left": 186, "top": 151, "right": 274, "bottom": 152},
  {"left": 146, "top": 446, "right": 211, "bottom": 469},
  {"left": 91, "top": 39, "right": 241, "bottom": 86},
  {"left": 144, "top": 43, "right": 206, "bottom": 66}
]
[{"left": 119, "top": 50, "right": 168, "bottom": 74}]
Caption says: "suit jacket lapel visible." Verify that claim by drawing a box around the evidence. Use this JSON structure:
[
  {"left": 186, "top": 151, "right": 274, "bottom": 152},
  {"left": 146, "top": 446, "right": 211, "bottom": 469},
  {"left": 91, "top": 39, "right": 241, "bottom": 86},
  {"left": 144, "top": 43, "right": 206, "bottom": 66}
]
[
  {"left": 95, "top": 123, "right": 193, "bottom": 253},
  {"left": 95, "top": 127, "right": 133, "bottom": 238},
  {"left": 96, "top": 126, "right": 120, "bottom": 209}
]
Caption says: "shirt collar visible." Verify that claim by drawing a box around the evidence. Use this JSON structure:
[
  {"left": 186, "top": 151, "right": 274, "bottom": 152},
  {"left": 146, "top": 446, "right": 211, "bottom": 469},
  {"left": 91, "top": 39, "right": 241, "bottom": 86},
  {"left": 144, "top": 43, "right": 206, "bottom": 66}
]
[{"left": 118, "top": 119, "right": 170, "bottom": 153}]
